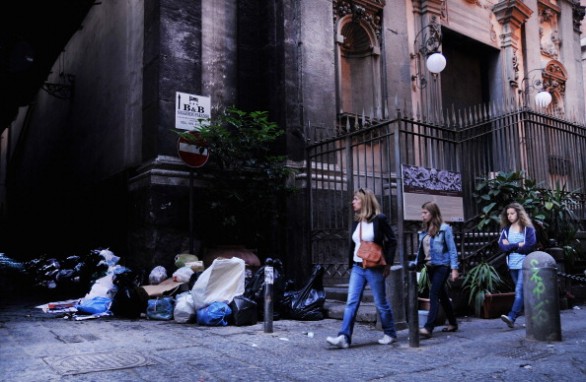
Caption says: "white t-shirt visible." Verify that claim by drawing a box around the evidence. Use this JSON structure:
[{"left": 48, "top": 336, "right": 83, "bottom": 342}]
[{"left": 352, "top": 221, "right": 374, "bottom": 262}]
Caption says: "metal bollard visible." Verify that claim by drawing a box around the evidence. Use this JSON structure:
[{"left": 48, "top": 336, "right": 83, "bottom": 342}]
[
  {"left": 522, "top": 251, "right": 562, "bottom": 342},
  {"left": 407, "top": 264, "right": 419, "bottom": 348},
  {"left": 264, "top": 265, "right": 274, "bottom": 333}
]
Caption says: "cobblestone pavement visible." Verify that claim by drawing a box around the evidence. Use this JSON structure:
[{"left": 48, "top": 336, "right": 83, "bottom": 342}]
[{"left": 1, "top": 295, "right": 585, "bottom": 382}]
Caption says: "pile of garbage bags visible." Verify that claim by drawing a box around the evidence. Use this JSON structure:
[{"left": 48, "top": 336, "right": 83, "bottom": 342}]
[
  {"left": 2, "top": 249, "right": 327, "bottom": 325},
  {"left": 0, "top": 249, "right": 118, "bottom": 295}
]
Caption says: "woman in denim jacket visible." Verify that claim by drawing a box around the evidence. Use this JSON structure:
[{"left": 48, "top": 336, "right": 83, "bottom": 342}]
[
  {"left": 498, "top": 202, "right": 537, "bottom": 328},
  {"left": 326, "top": 188, "right": 398, "bottom": 348},
  {"left": 415, "top": 201, "right": 459, "bottom": 338}
]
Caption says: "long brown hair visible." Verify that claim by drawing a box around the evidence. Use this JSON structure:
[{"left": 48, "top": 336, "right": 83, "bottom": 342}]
[
  {"left": 354, "top": 188, "right": 381, "bottom": 222},
  {"left": 421, "top": 201, "right": 443, "bottom": 237},
  {"left": 500, "top": 202, "right": 534, "bottom": 229}
]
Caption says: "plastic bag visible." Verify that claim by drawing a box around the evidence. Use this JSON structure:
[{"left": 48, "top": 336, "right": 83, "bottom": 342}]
[
  {"left": 172, "top": 266, "right": 194, "bottom": 283},
  {"left": 174, "top": 292, "right": 196, "bottom": 324},
  {"left": 110, "top": 286, "right": 148, "bottom": 318},
  {"left": 191, "top": 257, "right": 245, "bottom": 309},
  {"left": 149, "top": 266, "right": 168, "bottom": 285},
  {"left": 76, "top": 296, "right": 112, "bottom": 315},
  {"left": 229, "top": 295, "right": 258, "bottom": 326},
  {"left": 244, "top": 259, "right": 289, "bottom": 319},
  {"left": 196, "top": 302, "right": 232, "bottom": 326},
  {"left": 147, "top": 297, "right": 174, "bottom": 320},
  {"left": 175, "top": 254, "right": 199, "bottom": 268},
  {"left": 280, "top": 265, "right": 326, "bottom": 320},
  {"left": 83, "top": 270, "right": 119, "bottom": 300}
]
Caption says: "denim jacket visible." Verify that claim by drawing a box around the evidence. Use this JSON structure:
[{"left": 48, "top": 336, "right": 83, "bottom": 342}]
[{"left": 416, "top": 223, "right": 459, "bottom": 270}]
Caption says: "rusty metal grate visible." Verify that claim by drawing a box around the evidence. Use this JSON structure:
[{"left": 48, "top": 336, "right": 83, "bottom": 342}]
[{"left": 43, "top": 351, "right": 155, "bottom": 375}]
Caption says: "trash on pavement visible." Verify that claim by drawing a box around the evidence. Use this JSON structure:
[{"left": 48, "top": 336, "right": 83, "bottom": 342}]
[
  {"left": 229, "top": 295, "right": 258, "bottom": 326},
  {"left": 142, "top": 277, "right": 186, "bottom": 298},
  {"left": 174, "top": 291, "right": 196, "bottom": 323},
  {"left": 196, "top": 301, "right": 232, "bottom": 326},
  {"left": 149, "top": 266, "right": 168, "bottom": 285},
  {"left": 76, "top": 296, "right": 112, "bottom": 315},
  {"left": 146, "top": 296, "right": 175, "bottom": 320},
  {"left": 172, "top": 266, "right": 194, "bottom": 283},
  {"left": 280, "top": 265, "right": 326, "bottom": 320},
  {"left": 191, "top": 257, "right": 245, "bottom": 309}
]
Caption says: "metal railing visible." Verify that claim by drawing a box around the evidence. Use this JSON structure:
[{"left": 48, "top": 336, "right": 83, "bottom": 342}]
[{"left": 306, "top": 105, "right": 586, "bottom": 285}]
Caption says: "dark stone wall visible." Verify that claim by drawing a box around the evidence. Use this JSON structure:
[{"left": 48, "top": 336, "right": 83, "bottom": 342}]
[{"left": 143, "top": 0, "right": 202, "bottom": 160}]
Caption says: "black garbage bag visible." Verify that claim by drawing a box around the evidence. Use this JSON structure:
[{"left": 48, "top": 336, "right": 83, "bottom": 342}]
[
  {"left": 0, "top": 253, "right": 25, "bottom": 272},
  {"left": 110, "top": 286, "right": 149, "bottom": 319},
  {"left": 229, "top": 295, "right": 258, "bottom": 326},
  {"left": 244, "top": 258, "right": 289, "bottom": 320},
  {"left": 280, "top": 265, "right": 326, "bottom": 321},
  {"left": 110, "top": 268, "right": 148, "bottom": 319}
]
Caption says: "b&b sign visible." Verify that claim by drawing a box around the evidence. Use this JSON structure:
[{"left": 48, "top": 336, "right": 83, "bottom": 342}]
[{"left": 175, "top": 91, "right": 211, "bottom": 130}]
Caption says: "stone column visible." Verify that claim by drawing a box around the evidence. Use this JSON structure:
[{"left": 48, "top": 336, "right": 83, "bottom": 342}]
[{"left": 493, "top": 0, "right": 533, "bottom": 96}]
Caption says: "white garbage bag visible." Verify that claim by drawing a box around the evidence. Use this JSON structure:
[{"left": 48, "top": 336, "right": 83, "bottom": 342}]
[
  {"left": 191, "top": 257, "right": 245, "bottom": 309},
  {"left": 174, "top": 291, "right": 196, "bottom": 323}
]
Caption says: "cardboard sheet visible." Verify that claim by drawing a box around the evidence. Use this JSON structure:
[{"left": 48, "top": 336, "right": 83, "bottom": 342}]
[{"left": 142, "top": 278, "right": 186, "bottom": 297}]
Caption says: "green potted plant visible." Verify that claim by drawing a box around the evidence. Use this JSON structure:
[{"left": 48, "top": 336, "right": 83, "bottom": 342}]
[{"left": 461, "top": 260, "right": 510, "bottom": 318}]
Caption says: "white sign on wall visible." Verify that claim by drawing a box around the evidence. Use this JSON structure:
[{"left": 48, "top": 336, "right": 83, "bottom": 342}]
[{"left": 175, "top": 91, "right": 211, "bottom": 130}]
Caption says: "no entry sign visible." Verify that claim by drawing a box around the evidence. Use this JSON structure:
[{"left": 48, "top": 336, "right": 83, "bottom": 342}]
[{"left": 177, "top": 131, "right": 209, "bottom": 168}]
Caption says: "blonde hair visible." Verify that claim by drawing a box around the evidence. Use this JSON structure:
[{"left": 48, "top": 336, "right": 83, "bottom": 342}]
[
  {"left": 354, "top": 188, "right": 381, "bottom": 222},
  {"left": 500, "top": 202, "right": 533, "bottom": 229},
  {"left": 421, "top": 201, "right": 443, "bottom": 237}
]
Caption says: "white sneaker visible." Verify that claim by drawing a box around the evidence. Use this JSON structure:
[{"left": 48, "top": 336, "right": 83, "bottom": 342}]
[
  {"left": 326, "top": 334, "right": 349, "bottom": 349},
  {"left": 501, "top": 315, "right": 514, "bottom": 328},
  {"left": 378, "top": 334, "right": 396, "bottom": 345}
]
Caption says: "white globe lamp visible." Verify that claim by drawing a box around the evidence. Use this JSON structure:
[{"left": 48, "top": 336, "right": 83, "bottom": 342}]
[
  {"left": 535, "top": 91, "right": 552, "bottom": 108},
  {"left": 426, "top": 52, "right": 447, "bottom": 74}
]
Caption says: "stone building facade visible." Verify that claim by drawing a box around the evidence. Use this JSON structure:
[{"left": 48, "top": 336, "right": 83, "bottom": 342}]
[{"left": 1, "top": 0, "right": 584, "bottom": 280}]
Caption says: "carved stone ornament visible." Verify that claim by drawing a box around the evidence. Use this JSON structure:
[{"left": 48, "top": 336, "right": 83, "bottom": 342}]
[
  {"left": 543, "top": 60, "right": 567, "bottom": 95},
  {"left": 333, "top": 0, "right": 385, "bottom": 38}
]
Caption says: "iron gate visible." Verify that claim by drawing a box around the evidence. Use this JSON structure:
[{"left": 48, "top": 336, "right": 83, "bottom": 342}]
[{"left": 306, "top": 107, "right": 586, "bottom": 286}]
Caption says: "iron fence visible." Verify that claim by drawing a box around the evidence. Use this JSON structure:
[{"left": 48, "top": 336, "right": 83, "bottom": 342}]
[{"left": 306, "top": 106, "right": 586, "bottom": 285}]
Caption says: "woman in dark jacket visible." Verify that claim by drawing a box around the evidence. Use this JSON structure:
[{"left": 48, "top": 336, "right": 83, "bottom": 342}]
[{"left": 326, "top": 188, "right": 398, "bottom": 349}]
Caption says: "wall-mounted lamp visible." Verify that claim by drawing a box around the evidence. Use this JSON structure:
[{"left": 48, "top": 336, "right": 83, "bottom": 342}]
[
  {"left": 521, "top": 68, "right": 552, "bottom": 108},
  {"left": 534, "top": 90, "right": 552, "bottom": 108},
  {"left": 411, "top": 17, "right": 446, "bottom": 89}
]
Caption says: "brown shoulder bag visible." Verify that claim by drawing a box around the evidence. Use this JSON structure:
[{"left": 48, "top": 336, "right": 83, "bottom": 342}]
[{"left": 357, "top": 222, "right": 387, "bottom": 269}]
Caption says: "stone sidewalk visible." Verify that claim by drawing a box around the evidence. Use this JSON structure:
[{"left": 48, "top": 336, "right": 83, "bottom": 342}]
[{"left": 1, "top": 294, "right": 585, "bottom": 382}]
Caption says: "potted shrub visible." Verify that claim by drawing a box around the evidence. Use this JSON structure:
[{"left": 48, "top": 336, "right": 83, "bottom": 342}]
[{"left": 461, "top": 260, "right": 511, "bottom": 318}]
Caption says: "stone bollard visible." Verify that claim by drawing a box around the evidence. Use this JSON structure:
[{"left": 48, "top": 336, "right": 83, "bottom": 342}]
[{"left": 522, "top": 251, "right": 562, "bottom": 342}]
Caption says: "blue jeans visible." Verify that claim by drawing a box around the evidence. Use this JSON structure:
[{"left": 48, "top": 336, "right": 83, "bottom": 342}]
[
  {"left": 425, "top": 265, "right": 457, "bottom": 332},
  {"left": 508, "top": 269, "right": 524, "bottom": 322},
  {"left": 338, "top": 265, "right": 397, "bottom": 344}
]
